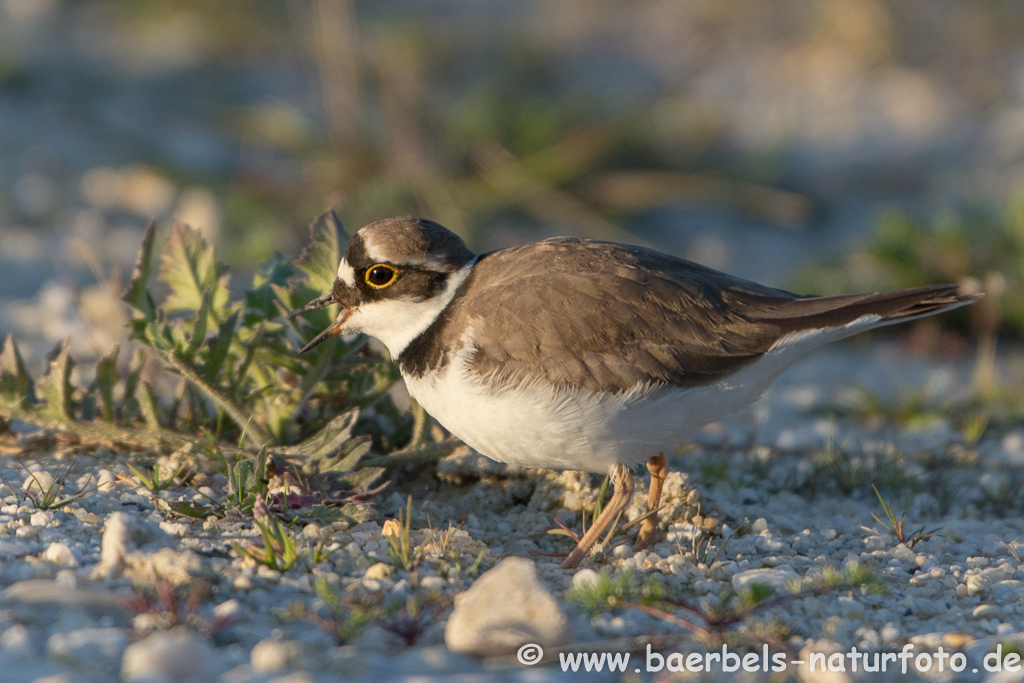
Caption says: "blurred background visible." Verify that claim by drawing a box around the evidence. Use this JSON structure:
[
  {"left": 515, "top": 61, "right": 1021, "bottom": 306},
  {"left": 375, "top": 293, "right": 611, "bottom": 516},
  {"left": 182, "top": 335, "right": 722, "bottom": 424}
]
[{"left": 1, "top": 0, "right": 1022, "bottom": 369}]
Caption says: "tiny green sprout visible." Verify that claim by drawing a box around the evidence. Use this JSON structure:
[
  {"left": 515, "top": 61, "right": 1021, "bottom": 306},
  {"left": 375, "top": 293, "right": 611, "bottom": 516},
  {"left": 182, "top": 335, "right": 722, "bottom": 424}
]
[
  {"left": 566, "top": 569, "right": 639, "bottom": 617},
  {"left": 12, "top": 460, "right": 97, "bottom": 511},
  {"left": 311, "top": 531, "right": 343, "bottom": 565},
  {"left": 739, "top": 583, "right": 776, "bottom": 609},
  {"left": 233, "top": 510, "right": 307, "bottom": 573},
  {"left": 870, "top": 484, "right": 941, "bottom": 548},
  {"left": 302, "top": 577, "right": 381, "bottom": 644},
  {"left": 959, "top": 411, "right": 990, "bottom": 447},
  {"left": 126, "top": 459, "right": 190, "bottom": 493}
]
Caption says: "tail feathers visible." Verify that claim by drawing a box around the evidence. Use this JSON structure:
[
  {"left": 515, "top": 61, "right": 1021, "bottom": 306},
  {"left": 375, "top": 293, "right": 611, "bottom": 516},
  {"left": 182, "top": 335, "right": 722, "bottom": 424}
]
[{"left": 757, "top": 284, "right": 981, "bottom": 336}]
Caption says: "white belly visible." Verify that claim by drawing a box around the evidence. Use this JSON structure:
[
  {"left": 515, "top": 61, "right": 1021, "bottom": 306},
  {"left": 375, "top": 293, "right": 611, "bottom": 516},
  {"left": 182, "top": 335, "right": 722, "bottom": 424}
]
[
  {"left": 404, "top": 361, "right": 776, "bottom": 474},
  {"left": 402, "top": 315, "right": 885, "bottom": 474}
]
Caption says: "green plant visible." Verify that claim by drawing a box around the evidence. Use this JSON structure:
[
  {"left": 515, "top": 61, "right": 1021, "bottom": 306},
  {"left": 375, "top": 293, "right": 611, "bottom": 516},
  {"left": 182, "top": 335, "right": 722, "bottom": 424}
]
[
  {"left": 1, "top": 460, "right": 97, "bottom": 511},
  {"left": 233, "top": 503, "right": 307, "bottom": 573},
  {"left": 1, "top": 212, "right": 459, "bottom": 522},
  {"left": 690, "top": 521, "right": 734, "bottom": 568},
  {"left": 381, "top": 495, "right": 424, "bottom": 577},
  {"left": 566, "top": 569, "right": 665, "bottom": 618},
  {"left": 599, "top": 562, "right": 883, "bottom": 646},
  {"left": 126, "top": 459, "right": 190, "bottom": 493},
  {"left": 287, "top": 576, "right": 382, "bottom": 644},
  {"left": 867, "top": 484, "right": 940, "bottom": 548}
]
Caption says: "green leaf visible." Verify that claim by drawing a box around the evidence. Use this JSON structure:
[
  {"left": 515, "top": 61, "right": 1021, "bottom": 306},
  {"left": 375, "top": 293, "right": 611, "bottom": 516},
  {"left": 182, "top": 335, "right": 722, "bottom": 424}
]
[
  {"left": 320, "top": 435, "right": 371, "bottom": 474},
  {"left": 95, "top": 345, "right": 119, "bottom": 423},
  {"left": 246, "top": 253, "right": 297, "bottom": 323},
  {"left": 229, "top": 325, "right": 263, "bottom": 397},
  {"left": 277, "top": 410, "right": 359, "bottom": 461},
  {"left": 184, "top": 289, "right": 212, "bottom": 359},
  {"left": 0, "top": 334, "right": 30, "bottom": 409},
  {"left": 138, "top": 381, "right": 161, "bottom": 429},
  {"left": 295, "top": 210, "right": 347, "bottom": 295},
  {"left": 158, "top": 348, "right": 271, "bottom": 446},
  {"left": 123, "top": 220, "right": 157, "bottom": 320},
  {"left": 168, "top": 501, "right": 216, "bottom": 519},
  {"left": 159, "top": 222, "right": 229, "bottom": 314},
  {"left": 41, "top": 341, "right": 74, "bottom": 422},
  {"left": 205, "top": 310, "right": 239, "bottom": 382}
]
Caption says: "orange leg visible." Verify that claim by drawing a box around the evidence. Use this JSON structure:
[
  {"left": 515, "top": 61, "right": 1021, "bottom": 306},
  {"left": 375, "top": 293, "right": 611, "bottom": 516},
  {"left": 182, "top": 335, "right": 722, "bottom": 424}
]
[
  {"left": 560, "top": 464, "right": 635, "bottom": 569},
  {"left": 634, "top": 453, "right": 667, "bottom": 551}
]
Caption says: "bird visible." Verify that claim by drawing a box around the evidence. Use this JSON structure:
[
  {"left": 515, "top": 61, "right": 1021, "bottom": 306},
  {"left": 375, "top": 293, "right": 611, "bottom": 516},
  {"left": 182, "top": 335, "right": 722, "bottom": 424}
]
[{"left": 293, "top": 216, "right": 978, "bottom": 569}]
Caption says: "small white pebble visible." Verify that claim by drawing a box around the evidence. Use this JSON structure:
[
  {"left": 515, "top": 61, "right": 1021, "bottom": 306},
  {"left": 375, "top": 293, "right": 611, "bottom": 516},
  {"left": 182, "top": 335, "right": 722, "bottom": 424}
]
[
  {"left": 213, "top": 599, "right": 243, "bottom": 620},
  {"left": 121, "top": 630, "right": 215, "bottom": 682},
  {"left": 158, "top": 521, "right": 190, "bottom": 538},
  {"left": 22, "top": 470, "right": 55, "bottom": 493},
  {"left": 30, "top": 510, "right": 53, "bottom": 527},
  {"left": 612, "top": 544, "right": 632, "bottom": 559},
  {"left": 250, "top": 638, "right": 295, "bottom": 673},
  {"left": 420, "top": 576, "right": 446, "bottom": 593},
  {"left": 42, "top": 542, "right": 78, "bottom": 567},
  {"left": 572, "top": 568, "right": 600, "bottom": 589}
]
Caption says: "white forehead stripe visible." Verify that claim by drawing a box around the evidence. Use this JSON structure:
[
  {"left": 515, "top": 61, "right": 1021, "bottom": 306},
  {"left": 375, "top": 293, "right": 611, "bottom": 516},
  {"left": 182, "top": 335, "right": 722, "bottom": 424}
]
[
  {"left": 336, "top": 258, "right": 356, "bottom": 286},
  {"left": 359, "top": 231, "right": 388, "bottom": 263}
]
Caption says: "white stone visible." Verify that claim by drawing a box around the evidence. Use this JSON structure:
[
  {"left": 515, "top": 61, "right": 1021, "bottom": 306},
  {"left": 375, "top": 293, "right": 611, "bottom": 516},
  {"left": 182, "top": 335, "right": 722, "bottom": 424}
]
[
  {"left": 22, "top": 470, "right": 55, "bottom": 493},
  {"left": 251, "top": 638, "right": 298, "bottom": 673},
  {"left": 864, "top": 535, "right": 888, "bottom": 551},
  {"left": 121, "top": 629, "right": 215, "bottom": 682},
  {"left": 890, "top": 544, "right": 916, "bottom": 563},
  {"left": 30, "top": 510, "right": 53, "bottom": 527},
  {"left": 752, "top": 518, "right": 769, "bottom": 533},
  {"left": 445, "top": 557, "right": 570, "bottom": 657},
  {"left": 755, "top": 536, "right": 785, "bottom": 553},
  {"left": 96, "top": 469, "right": 117, "bottom": 492},
  {"left": 731, "top": 566, "right": 798, "bottom": 594},
  {"left": 967, "top": 574, "right": 989, "bottom": 597},
  {"left": 47, "top": 627, "right": 128, "bottom": 673},
  {"left": 97, "top": 511, "right": 172, "bottom": 579},
  {"left": 420, "top": 575, "right": 446, "bottom": 593},
  {"left": 364, "top": 562, "right": 392, "bottom": 580},
  {"left": 612, "top": 544, "right": 632, "bottom": 559},
  {"left": 837, "top": 596, "right": 864, "bottom": 618},
  {"left": 42, "top": 542, "right": 78, "bottom": 567},
  {"left": 973, "top": 604, "right": 1003, "bottom": 621},
  {"left": 213, "top": 599, "right": 243, "bottom": 620},
  {"left": 572, "top": 568, "right": 600, "bottom": 590},
  {"left": 159, "top": 521, "right": 190, "bottom": 537},
  {"left": 0, "top": 623, "right": 33, "bottom": 663},
  {"left": 0, "top": 539, "right": 30, "bottom": 558}
]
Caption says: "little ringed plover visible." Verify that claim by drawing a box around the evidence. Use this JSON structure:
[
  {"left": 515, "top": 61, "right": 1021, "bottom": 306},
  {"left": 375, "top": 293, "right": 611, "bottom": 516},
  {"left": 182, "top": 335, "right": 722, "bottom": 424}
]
[{"left": 294, "top": 216, "right": 978, "bottom": 569}]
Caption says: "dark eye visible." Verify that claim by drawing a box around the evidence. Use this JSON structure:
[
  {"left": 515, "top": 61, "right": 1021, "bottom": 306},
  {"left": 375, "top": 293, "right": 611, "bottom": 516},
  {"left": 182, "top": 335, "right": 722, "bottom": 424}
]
[{"left": 365, "top": 264, "right": 398, "bottom": 288}]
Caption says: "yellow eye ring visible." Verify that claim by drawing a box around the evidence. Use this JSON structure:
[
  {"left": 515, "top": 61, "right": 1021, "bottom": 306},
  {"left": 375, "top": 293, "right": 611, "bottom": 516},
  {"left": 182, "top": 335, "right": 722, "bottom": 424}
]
[{"left": 364, "top": 263, "right": 398, "bottom": 289}]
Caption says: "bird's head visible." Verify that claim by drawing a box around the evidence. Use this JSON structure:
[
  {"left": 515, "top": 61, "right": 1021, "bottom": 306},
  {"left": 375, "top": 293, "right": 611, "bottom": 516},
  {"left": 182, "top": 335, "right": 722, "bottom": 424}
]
[{"left": 293, "top": 216, "right": 476, "bottom": 358}]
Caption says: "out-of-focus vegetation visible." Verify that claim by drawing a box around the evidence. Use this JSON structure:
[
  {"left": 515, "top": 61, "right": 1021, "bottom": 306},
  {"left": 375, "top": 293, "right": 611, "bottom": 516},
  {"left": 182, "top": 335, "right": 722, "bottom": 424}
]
[
  {"left": 794, "top": 195, "right": 1022, "bottom": 335},
  {"left": 3, "top": 0, "right": 1024, "bottom": 346},
  {"left": 0, "top": 212, "right": 453, "bottom": 522}
]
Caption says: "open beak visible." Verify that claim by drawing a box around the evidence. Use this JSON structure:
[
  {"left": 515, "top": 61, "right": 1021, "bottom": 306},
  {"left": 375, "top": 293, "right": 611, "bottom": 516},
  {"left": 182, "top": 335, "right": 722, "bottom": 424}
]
[{"left": 291, "top": 292, "right": 351, "bottom": 354}]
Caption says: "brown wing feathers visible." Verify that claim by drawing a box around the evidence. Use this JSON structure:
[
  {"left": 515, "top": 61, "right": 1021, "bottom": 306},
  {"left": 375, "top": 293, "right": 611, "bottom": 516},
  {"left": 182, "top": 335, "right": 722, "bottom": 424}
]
[
  {"left": 398, "top": 237, "right": 976, "bottom": 394},
  {"left": 752, "top": 284, "right": 978, "bottom": 335}
]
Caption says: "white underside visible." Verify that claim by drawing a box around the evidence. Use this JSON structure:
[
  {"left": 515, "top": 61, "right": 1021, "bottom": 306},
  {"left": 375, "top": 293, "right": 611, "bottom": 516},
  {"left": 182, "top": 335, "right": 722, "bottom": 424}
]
[{"left": 404, "top": 314, "right": 887, "bottom": 474}]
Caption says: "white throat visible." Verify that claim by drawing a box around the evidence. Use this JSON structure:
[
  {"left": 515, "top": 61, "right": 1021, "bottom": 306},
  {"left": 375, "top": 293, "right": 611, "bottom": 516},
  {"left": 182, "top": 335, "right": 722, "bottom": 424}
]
[{"left": 342, "top": 259, "right": 476, "bottom": 359}]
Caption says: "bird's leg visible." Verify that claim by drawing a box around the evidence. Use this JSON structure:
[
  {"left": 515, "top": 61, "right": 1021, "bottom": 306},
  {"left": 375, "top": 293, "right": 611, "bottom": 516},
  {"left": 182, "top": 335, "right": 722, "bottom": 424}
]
[
  {"left": 633, "top": 453, "right": 668, "bottom": 551},
  {"left": 560, "top": 464, "right": 635, "bottom": 570}
]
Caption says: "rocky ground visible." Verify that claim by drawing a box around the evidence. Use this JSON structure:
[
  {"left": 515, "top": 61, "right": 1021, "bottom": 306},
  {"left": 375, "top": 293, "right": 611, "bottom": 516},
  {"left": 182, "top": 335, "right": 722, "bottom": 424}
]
[{"left": 0, "top": 341, "right": 1022, "bottom": 682}]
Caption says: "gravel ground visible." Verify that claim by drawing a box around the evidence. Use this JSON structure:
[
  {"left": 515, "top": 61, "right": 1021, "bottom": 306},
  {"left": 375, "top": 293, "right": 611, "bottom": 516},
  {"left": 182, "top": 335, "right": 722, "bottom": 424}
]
[{"left": 0, "top": 342, "right": 1022, "bottom": 682}]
